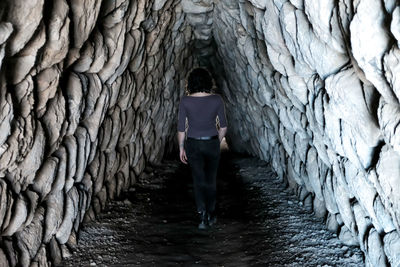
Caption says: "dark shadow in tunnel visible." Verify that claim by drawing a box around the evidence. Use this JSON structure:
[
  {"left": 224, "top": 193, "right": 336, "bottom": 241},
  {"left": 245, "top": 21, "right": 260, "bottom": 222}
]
[
  {"left": 120, "top": 149, "right": 288, "bottom": 266},
  {"left": 59, "top": 148, "right": 364, "bottom": 266}
]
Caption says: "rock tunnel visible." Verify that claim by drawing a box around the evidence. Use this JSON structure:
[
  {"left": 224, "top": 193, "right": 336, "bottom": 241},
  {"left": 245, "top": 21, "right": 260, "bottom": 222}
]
[{"left": 1, "top": 0, "right": 400, "bottom": 266}]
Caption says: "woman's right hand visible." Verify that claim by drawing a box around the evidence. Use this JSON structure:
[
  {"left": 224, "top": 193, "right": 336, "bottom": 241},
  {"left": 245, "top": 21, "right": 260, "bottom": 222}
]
[{"left": 180, "top": 148, "right": 188, "bottom": 164}]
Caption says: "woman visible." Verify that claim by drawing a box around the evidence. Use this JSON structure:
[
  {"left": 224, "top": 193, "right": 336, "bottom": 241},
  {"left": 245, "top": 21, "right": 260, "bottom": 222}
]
[{"left": 177, "top": 68, "right": 228, "bottom": 230}]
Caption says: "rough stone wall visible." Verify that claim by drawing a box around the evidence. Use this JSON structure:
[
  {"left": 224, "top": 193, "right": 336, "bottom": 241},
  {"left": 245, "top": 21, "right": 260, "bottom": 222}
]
[
  {"left": 2, "top": 0, "right": 400, "bottom": 266},
  {"left": 0, "top": 0, "right": 195, "bottom": 265},
  {"left": 207, "top": 0, "right": 400, "bottom": 265}
]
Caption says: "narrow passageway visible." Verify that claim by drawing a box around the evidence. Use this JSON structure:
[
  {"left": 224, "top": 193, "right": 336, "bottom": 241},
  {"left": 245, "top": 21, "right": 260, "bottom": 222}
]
[{"left": 60, "top": 151, "right": 364, "bottom": 266}]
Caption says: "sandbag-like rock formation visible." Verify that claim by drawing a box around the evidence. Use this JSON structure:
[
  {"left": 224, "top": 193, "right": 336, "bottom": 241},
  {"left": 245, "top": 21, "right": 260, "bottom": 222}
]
[
  {"left": 1, "top": 0, "right": 400, "bottom": 266},
  {"left": 204, "top": 0, "right": 399, "bottom": 266},
  {"left": 0, "top": 0, "right": 196, "bottom": 265}
]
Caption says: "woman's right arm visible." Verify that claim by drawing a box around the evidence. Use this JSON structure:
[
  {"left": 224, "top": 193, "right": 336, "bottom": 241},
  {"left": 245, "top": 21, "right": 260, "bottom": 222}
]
[
  {"left": 218, "top": 127, "right": 227, "bottom": 142},
  {"left": 217, "top": 96, "right": 228, "bottom": 142}
]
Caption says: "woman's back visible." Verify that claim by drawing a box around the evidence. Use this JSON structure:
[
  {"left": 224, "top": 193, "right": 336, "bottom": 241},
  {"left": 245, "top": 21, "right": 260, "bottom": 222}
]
[
  {"left": 178, "top": 94, "right": 227, "bottom": 138},
  {"left": 177, "top": 67, "right": 228, "bottom": 229}
]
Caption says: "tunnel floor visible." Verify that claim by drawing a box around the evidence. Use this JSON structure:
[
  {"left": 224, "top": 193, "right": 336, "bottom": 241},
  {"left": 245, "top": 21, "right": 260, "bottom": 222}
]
[{"left": 60, "top": 151, "right": 364, "bottom": 266}]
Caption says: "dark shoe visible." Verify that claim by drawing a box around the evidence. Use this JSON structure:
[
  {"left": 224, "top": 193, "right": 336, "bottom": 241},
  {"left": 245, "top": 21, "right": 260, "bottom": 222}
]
[
  {"left": 198, "top": 211, "right": 208, "bottom": 230},
  {"left": 207, "top": 212, "right": 217, "bottom": 226}
]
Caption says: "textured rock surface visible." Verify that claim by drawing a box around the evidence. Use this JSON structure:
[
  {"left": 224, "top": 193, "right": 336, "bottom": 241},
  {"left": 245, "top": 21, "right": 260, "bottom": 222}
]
[
  {"left": 208, "top": 0, "right": 400, "bottom": 266},
  {"left": 1, "top": 0, "right": 400, "bottom": 265},
  {"left": 0, "top": 0, "right": 195, "bottom": 265}
]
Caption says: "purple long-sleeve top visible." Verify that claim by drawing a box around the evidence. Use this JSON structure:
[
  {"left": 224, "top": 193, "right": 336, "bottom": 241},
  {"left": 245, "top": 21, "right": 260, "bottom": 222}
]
[{"left": 178, "top": 94, "right": 228, "bottom": 138}]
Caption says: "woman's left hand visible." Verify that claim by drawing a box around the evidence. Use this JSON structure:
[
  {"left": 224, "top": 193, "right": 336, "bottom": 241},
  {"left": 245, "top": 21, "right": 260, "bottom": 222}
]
[{"left": 180, "top": 148, "right": 188, "bottom": 164}]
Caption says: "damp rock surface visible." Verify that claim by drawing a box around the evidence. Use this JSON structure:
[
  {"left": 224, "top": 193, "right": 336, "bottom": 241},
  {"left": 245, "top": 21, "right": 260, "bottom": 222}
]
[{"left": 60, "top": 152, "right": 364, "bottom": 266}]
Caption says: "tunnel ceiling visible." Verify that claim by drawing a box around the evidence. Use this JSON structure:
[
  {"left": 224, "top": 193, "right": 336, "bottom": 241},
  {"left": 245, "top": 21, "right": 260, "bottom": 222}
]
[{"left": 1, "top": 0, "right": 400, "bottom": 266}]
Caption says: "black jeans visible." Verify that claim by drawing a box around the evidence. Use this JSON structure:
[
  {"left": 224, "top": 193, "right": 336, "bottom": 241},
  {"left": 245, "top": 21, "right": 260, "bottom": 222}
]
[{"left": 185, "top": 138, "right": 220, "bottom": 213}]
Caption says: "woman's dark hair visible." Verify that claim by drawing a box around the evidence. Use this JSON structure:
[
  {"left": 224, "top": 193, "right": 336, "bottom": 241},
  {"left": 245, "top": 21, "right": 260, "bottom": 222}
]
[{"left": 186, "top": 68, "right": 213, "bottom": 94}]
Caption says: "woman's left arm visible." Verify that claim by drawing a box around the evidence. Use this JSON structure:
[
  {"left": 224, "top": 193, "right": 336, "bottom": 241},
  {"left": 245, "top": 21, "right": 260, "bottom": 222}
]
[
  {"left": 178, "top": 131, "right": 187, "bottom": 164},
  {"left": 177, "top": 99, "right": 188, "bottom": 164}
]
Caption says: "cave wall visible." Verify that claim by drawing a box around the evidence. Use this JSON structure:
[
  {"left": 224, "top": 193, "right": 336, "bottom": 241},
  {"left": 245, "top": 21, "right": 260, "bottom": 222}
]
[
  {"left": 1, "top": 0, "right": 400, "bottom": 266},
  {"left": 204, "top": 0, "right": 399, "bottom": 265},
  {"left": 0, "top": 0, "right": 195, "bottom": 265}
]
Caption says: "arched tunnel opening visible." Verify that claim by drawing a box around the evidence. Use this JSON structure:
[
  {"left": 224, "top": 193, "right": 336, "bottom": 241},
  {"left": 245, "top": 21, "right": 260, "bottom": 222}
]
[{"left": 0, "top": 0, "right": 400, "bottom": 266}]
